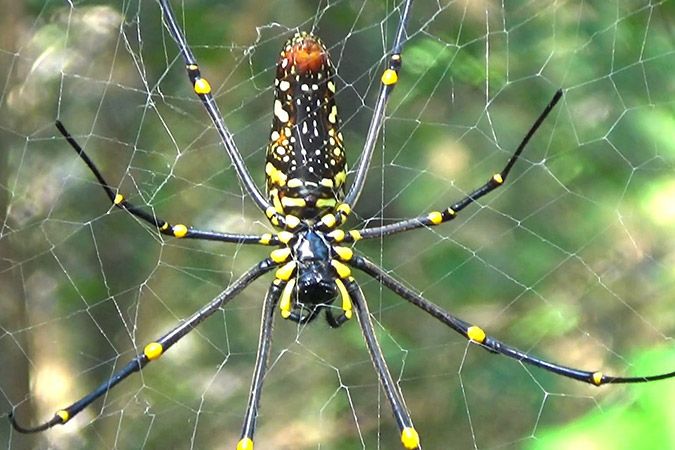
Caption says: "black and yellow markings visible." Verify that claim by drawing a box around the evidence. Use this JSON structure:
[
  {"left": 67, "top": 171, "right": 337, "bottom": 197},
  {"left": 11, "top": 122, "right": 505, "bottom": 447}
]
[
  {"left": 466, "top": 325, "right": 486, "bottom": 344},
  {"left": 277, "top": 231, "right": 294, "bottom": 244},
  {"left": 266, "top": 162, "right": 288, "bottom": 187},
  {"left": 320, "top": 213, "right": 337, "bottom": 228},
  {"left": 335, "top": 202, "right": 351, "bottom": 224},
  {"left": 315, "top": 198, "right": 337, "bottom": 209},
  {"left": 281, "top": 197, "right": 307, "bottom": 208},
  {"left": 113, "top": 193, "right": 125, "bottom": 205},
  {"left": 381, "top": 54, "right": 402, "bottom": 86},
  {"left": 315, "top": 199, "right": 348, "bottom": 230},
  {"left": 287, "top": 178, "right": 303, "bottom": 188},
  {"left": 381, "top": 68, "right": 398, "bottom": 86},
  {"left": 492, "top": 173, "right": 504, "bottom": 184},
  {"left": 275, "top": 261, "right": 296, "bottom": 281},
  {"left": 258, "top": 232, "right": 289, "bottom": 246},
  {"left": 143, "top": 342, "right": 164, "bottom": 361},
  {"left": 279, "top": 278, "right": 296, "bottom": 319},
  {"left": 425, "top": 207, "right": 456, "bottom": 226},
  {"left": 327, "top": 229, "right": 345, "bottom": 242},
  {"left": 401, "top": 426, "right": 420, "bottom": 450},
  {"left": 333, "top": 246, "right": 353, "bottom": 261},
  {"left": 171, "top": 224, "right": 188, "bottom": 238},
  {"left": 333, "top": 169, "right": 347, "bottom": 187},
  {"left": 334, "top": 278, "right": 353, "bottom": 320},
  {"left": 269, "top": 247, "right": 291, "bottom": 263},
  {"left": 284, "top": 214, "right": 301, "bottom": 229},
  {"left": 427, "top": 211, "right": 442, "bottom": 225},
  {"left": 186, "top": 64, "right": 212, "bottom": 95},
  {"left": 270, "top": 189, "right": 284, "bottom": 214},
  {"left": 265, "top": 206, "right": 281, "bottom": 226},
  {"left": 55, "top": 409, "right": 70, "bottom": 424},
  {"left": 328, "top": 229, "right": 362, "bottom": 244},
  {"left": 330, "top": 259, "right": 351, "bottom": 279}
]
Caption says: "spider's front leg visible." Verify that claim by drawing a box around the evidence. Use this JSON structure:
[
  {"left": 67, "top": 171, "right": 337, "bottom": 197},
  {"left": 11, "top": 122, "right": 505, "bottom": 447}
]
[
  {"left": 344, "top": 89, "right": 564, "bottom": 242},
  {"left": 55, "top": 121, "right": 276, "bottom": 246},
  {"left": 157, "top": 0, "right": 277, "bottom": 223}
]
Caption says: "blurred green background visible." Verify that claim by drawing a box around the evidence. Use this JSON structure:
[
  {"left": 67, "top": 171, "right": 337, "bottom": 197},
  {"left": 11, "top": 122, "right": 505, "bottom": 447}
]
[{"left": 1, "top": 1, "right": 674, "bottom": 449}]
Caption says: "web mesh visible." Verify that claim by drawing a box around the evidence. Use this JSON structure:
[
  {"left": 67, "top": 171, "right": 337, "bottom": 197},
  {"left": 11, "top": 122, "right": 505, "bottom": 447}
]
[{"left": 1, "top": 1, "right": 674, "bottom": 449}]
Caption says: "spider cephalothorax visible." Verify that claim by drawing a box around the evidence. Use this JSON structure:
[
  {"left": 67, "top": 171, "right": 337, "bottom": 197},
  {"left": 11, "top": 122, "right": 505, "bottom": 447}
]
[
  {"left": 275, "top": 228, "right": 352, "bottom": 326},
  {"left": 10, "top": 1, "right": 675, "bottom": 450}
]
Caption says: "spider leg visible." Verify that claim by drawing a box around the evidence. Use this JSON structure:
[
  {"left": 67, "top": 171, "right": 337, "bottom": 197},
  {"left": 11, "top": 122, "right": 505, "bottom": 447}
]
[
  {"left": 345, "top": 277, "right": 421, "bottom": 450},
  {"left": 343, "top": 0, "right": 413, "bottom": 210},
  {"left": 157, "top": 0, "right": 273, "bottom": 219},
  {"left": 9, "top": 258, "right": 277, "bottom": 434},
  {"left": 56, "top": 122, "right": 280, "bottom": 246},
  {"left": 237, "top": 281, "right": 282, "bottom": 450},
  {"left": 342, "top": 89, "right": 563, "bottom": 242},
  {"left": 352, "top": 254, "right": 675, "bottom": 385}
]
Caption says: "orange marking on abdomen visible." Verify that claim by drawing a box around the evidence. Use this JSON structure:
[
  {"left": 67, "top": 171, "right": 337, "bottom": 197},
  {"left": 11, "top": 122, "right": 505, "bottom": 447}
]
[{"left": 287, "top": 36, "right": 325, "bottom": 74}]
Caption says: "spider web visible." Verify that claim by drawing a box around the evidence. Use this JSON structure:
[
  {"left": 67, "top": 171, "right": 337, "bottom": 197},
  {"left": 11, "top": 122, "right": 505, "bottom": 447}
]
[{"left": 2, "top": 1, "right": 675, "bottom": 449}]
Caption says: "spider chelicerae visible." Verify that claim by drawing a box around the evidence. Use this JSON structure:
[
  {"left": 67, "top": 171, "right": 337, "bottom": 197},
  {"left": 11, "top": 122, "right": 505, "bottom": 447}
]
[{"left": 10, "top": 1, "right": 675, "bottom": 449}]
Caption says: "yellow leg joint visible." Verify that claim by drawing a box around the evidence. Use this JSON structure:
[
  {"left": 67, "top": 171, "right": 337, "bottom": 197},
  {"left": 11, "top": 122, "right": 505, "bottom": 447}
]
[
  {"left": 467, "top": 325, "right": 486, "bottom": 344},
  {"left": 144, "top": 342, "right": 163, "bottom": 360},
  {"left": 270, "top": 247, "right": 291, "bottom": 263},
  {"left": 285, "top": 215, "right": 301, "bottom": 229},
  {"left": 236, "top": 437, "right": 254, "bottom": 450},
  {"left": 56, "top": 409, "right": 70, "bottom": 423},
  {"left": 382, "top": 68, "right": 399, "bottom": 85},
  {"left": 333, "top": 246, "right": 353, "bottom": 261},
  {"left": 321, "top": 213, "right": 337, "bottom": 228},
  {"left": 427, "top": 211, "right": 443, "bottom": 224},
  {"left": 492, "top": 173, "right": 504, "bottom": 184},
  {"left": 349, "top": 230, "right": 362, "bottom": 241},
  {"left": 275, "top": 261, "right": 296, "bottom": 281},
  {"left": 401, "top": 426, "right": 420, "bottom": 449},
  {"left": 331, "top": 260, "right": 351, "bottom": 279},
  {"left": 277, "top": 231, "right": 294, "bottom": 244},
  {"left": 334, "top": 278, "right": 353, "bottom": 320},
  {"left": 259, "top": 233, "right": 272, "bottom": 245},
  {"left": 172, "top": 224, "right": 188, "bottom": 238},
  {"left": 328, "top": 229, "right": 345, "bottom": 242},
  {"left": 113, "top": 193, "right": 124, "bottom": 205},
  {"left": 337, "top": 203, "right": 352, "bottom": 216},
  {"left": 279, "top": 278, "right": 296, "bottom": 319},
  {"left": 592, "top": 371, "right": 604, "bottom": 386},
  {"left": 193, "top": 78, "right": 212, "bottom": 95}
]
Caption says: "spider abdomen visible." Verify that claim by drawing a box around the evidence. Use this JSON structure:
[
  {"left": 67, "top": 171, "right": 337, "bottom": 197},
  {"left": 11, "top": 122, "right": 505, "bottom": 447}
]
[{"left": 265, "top": 32, "right": 347, "bottom": 221}]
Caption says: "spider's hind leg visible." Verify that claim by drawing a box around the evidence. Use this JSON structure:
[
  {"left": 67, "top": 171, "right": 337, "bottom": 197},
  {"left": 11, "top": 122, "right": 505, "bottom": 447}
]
[{"left": 345, "top": 278, "right": 421, "bottom": 450}]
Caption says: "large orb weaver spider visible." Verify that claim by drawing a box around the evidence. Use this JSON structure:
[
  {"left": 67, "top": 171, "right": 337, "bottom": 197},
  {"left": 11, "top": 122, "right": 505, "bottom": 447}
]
[{"left": 9, "top": 0, "right": 675, "bottom": 448}]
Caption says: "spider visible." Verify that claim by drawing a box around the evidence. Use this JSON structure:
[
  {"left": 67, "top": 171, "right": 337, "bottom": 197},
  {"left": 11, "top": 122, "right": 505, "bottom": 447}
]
[{"left": 10, "top": 0, "right": 675, "bottom": 449}]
